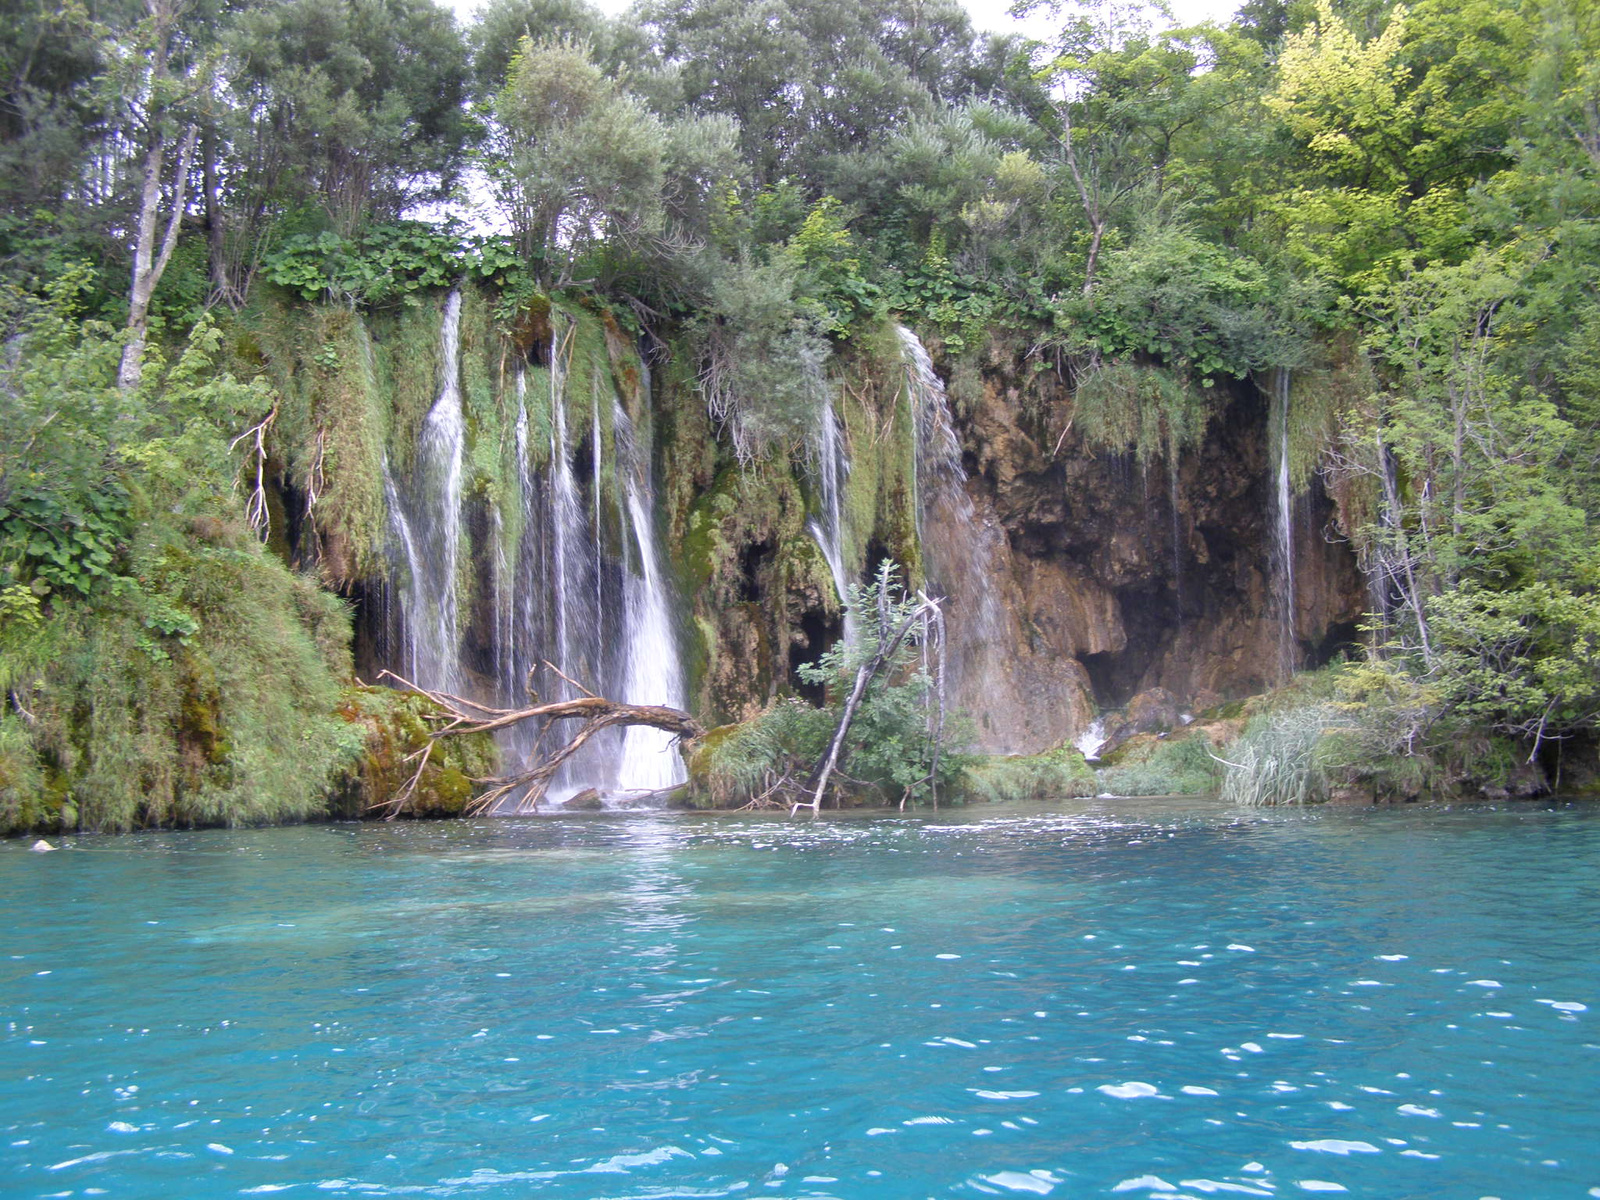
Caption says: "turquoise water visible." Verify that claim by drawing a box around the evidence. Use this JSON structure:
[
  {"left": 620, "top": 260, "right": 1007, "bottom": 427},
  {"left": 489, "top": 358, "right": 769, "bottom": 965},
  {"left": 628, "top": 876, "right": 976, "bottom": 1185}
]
[{"left": 4, "top": 798, "right": 1598, "bottom": 1199}]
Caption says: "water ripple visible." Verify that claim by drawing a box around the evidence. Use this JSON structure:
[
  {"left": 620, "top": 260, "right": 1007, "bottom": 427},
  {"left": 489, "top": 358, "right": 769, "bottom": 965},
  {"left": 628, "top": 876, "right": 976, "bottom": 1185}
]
[{"left": 3, "top": 799, "right": 1598, "bottom": 1197}]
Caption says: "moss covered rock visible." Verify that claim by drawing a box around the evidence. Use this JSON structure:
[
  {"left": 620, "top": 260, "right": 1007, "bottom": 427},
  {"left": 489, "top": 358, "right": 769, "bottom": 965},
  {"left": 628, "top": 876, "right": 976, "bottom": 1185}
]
[
  {"left": 958, "top": 743, "right": 1097, "bottom": 803},
  {"left": 330, "top": 686, "right": 498, "bottom": 819}
]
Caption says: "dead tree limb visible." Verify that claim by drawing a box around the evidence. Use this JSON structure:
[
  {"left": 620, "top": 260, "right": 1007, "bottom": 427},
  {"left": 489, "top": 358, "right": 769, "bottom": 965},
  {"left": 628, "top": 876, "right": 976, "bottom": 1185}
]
[{"left": 373, "top": 670, "right": 701, "bottom": 819}]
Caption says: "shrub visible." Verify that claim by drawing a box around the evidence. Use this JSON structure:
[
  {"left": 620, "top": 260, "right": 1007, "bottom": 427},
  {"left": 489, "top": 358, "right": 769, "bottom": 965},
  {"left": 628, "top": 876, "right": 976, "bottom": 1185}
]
[
  {"left": 1217, "top": 704, "right": 1343, "bottom": 805},
  {"left": 1098, "top": 734, "right": 1221, "bottom": 796},
  {"left": 960, "top": 744, "right": 1096, "bottom": 803}
]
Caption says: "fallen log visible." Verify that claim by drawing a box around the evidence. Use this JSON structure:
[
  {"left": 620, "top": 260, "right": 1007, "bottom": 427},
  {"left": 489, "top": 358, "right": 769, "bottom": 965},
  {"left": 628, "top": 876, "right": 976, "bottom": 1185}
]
[{"left": 373, "top": 667, "right": 702, "bottom": 818}]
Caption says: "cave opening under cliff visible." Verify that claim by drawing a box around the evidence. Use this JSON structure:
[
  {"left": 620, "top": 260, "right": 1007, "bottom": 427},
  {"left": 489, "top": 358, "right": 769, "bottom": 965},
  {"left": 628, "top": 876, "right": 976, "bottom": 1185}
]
[
  {"left": 1078, "top": 584, "right": 1178, "bottom": 707},
  {"left": 788, "top": 607, "right": 835, "bottom": 704}
]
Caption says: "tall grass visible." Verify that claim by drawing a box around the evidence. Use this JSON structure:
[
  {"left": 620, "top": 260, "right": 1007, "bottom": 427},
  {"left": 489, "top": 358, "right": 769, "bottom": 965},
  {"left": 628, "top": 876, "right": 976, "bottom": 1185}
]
[{"left": 1217, "top": 704, "right": 1341, "bottom": 806}]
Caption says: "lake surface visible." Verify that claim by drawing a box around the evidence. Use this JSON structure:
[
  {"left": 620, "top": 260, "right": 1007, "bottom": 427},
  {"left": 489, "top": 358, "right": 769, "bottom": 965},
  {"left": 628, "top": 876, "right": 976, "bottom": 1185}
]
[{"left": 4, "top": 797, "right": 1598, "bottom": 1199}]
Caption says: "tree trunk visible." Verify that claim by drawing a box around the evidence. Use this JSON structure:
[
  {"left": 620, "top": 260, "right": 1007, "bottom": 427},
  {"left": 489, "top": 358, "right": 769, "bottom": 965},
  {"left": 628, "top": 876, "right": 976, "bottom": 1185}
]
[
  {"left": 202, "top": 120, "right": 231, "bottom": 306},
  {"left": 373, "top": 669, "right": 702, "bottom": 818},
  {"left": 119, "top": 123, "right": 195, "bottom": 390},
  {"left": 794, "top": 593, "right": 942, "bottom": 815}
]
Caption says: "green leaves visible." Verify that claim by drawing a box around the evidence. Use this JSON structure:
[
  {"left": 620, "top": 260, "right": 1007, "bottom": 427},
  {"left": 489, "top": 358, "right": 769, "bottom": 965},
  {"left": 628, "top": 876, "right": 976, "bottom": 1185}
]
[
  {"left": 260, "top": 224, "right": 522, "bottom": 306},
  {"left": 0, "top": 488, "right": 126, "bottom": 598},
  {"left": 1066, "top": 208, "right": 1313, "bottom": 382},
  {"left": 1428, "top": 583, "right": 1600, "bottom": 744}
]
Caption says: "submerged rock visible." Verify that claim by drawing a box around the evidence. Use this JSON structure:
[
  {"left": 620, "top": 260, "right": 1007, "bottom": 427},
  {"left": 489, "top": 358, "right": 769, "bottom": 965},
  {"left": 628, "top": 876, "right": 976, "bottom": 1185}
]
[{"left": 560, "top": 788, "right": 605, "bottom": 811}]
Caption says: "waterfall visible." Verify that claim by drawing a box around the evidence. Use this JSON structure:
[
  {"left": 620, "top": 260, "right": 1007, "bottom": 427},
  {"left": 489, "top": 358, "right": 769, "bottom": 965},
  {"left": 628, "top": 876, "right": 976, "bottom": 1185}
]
[
  {"left": 898, "top": 325, "right": 1011, "bottom": 739},
  {"left": 548, "top": 316, "right": 602, "bottom": 710},
  {"left": 380, "top": 295, "right": 691, "bottom": 810},
  {"left": 1270, "top": 366, "right": 1298, "bottom": 683},
  {"left": 382, "top": 459, "right": 422, "bottom": 681},
  {"left": 807, "top": 397, "right": 856, "bottom": 643},
  {"left": 615, "top": 395, "right": 688, "bottom": 793},
  {"left": 1075, "top": 718, "right": 1109, "bottom": 762},
  {"left": 502, "top": 369, "right": 531, "bottom": 704},
  {"left": 390, "top": 288, "right": 465, "bottom": 692},
  {"left": 508, "top": 329, "right": 687, "bottom": 805}
]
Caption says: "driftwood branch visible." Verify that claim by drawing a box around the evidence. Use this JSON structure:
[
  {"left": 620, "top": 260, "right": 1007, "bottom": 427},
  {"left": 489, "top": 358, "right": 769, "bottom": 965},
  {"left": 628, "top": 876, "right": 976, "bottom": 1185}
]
[{"left": 373, "top": 669, "right": 701, "bottom": 819}]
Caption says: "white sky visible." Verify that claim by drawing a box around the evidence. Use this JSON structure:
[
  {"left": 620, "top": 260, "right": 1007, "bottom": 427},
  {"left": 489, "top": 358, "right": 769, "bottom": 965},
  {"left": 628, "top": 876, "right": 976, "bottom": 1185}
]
[{"left": 449, "top": 0, "right": 1245, "bottom": 40}]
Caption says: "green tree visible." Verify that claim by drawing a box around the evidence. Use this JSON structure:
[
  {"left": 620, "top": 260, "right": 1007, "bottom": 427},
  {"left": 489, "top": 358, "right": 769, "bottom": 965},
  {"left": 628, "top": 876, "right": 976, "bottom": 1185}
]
[
  {"left": 635, "top": 0, "right": 986, "bottom": 188},
  {"left": 491, "top": 37, "right": 667, "bottom": 284},
  {"left": 469, "top": 0, "right": 614, "bottom": 97},
  {"left": 1266, "top": 0, "right": 1531, "bottom": 289},
  {"left": 224, "top": 0, "right": 472, "bottom": 237}
]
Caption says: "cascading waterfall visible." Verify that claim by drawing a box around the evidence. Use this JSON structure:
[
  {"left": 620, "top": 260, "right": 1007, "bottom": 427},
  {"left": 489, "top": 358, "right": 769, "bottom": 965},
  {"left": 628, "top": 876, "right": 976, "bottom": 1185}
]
[
  {"left": 390, "top": 288, "right": 465, "bottom": 692},
  {"left": 1270, "top": 366, "right": 1299, "bottom": 682},
  {"left": 384, "top": 295, "right": 689, "bottom": 809},
  {"left": 493, "top": 366, "right": 547, "bottom": 780},
  {"left": 615, "top": 393, "right": 688, "bottom": 792},
  {"left": 807, "top": 397, "right": 857, "bottom": 643},
  {"left": 547, "top": 316, "right": 604, "bottom": 713},
  {"left": 898, "top": 325, "right": 1010, "bottom": 733},
  {"left": 382, "top": 459, "right": 423, "bottom": 681},
  {"left": 1075, "top": 718, "right": 1109, "bottom": 762}
]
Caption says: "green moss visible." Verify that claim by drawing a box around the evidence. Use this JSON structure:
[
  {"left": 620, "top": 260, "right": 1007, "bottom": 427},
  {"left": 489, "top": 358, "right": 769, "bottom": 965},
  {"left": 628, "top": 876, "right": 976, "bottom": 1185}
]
[
  {"left": 684, "top": 702, "right": 834, "bottom": 808},
  {"left": 330, "top": 686, "right": 498, "bottom": 818},
  {"left": 240, "top": 298, "right": 390, "bottom": 577},
  {"left": 1073, "top": 361, "right": 1210, "bottom": 467},
  {"left": 5, "top": 537, "right": 364, "bottom": 832},
  {"left": 461, "top": 282, "right": 505, "bottom": 505},
  {"left": 1097, "top": 733, "right": 1221, "bottom": 796},
  {"left": 837, "top": 319, "right": 924, "bottom": 585},
  {"left": 958, "top": 743, "right": 1096, "bottom": 802},
  {"left": 0, "top": 712, "right": 49, "bottom": 833},
  {"left": 372, "top": 294, "right": 446, "bottom": 478}
]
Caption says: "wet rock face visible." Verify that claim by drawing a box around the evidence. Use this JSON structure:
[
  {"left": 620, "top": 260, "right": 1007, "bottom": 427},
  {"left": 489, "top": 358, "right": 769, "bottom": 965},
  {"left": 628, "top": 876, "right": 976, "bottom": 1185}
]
[{"left": 946, "top": 350, "right": 1367, "bottom": 751}]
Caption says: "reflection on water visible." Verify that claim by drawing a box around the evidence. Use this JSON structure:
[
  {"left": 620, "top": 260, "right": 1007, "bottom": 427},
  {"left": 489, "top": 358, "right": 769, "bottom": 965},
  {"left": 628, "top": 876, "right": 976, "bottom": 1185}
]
[{"left": 3, "top": 797, "right": 1599, "bottom": 1198}]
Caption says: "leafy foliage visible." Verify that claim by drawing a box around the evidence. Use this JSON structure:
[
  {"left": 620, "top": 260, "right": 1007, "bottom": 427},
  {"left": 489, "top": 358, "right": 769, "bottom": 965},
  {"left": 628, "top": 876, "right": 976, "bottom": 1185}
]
[
  {"left": 0, "top": 282, "right": 363, "bottom": 832},
  {"left": 261, "top": 224, "right": 522, "bottom": 306},
  {"left": 9, "top": 0, "right": 1600, "bottom": 823},
  {"left": 1098, "top": 734, "right": 1221, "bottom": 796},
  {"left": 695, "top": 563, "right": 970, "bottom": 807}
]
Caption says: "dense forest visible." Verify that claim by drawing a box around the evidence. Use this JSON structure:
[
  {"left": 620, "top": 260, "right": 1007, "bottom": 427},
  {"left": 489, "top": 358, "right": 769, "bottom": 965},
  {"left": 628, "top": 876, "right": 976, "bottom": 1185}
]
[{"left": 3, "top": 0, "right": 1599, "bottom": 831}]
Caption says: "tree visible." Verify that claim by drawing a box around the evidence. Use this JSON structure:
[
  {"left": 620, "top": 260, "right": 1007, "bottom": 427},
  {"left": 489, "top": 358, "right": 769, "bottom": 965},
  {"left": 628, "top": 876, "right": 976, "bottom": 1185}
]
[
  {"left": 468, "top": 0, "right": 614, "bottom": 98},
  {"left": 117, "top": 0, "right": 207, "bottom": 390},
  {"left": 224, "top": 0, "right": 472, "bottom": 237},
  {"left": 1266, "top": 0, "right": 1531, "bottom": 289},
  {"left": 491, "top": 37, "right": 667, "bottom": 284},
  {"left": 634, "top": 0, "right": 984, "bottom": 188},
  {"left": 1042, "top": 9, "right": 1268, "bottom": 295}
]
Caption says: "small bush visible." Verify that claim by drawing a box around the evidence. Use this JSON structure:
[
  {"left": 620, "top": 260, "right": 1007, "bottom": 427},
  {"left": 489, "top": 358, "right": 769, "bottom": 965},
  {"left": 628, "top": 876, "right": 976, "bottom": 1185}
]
[
  {"left": 331, "top": 686, "right": 498, "bottom": 818},
  {"left": 1098, "top": 734, "right": 1221, "bottom": 796},
  {"left": 1218, "top": 704, "right": 1344, "bottom": 806},
  {"left": 960, "top": 744, "right": 1096, "bottom": 803},
  {"left": 689, "top": 701, "right": 834, "bottom": 808}
]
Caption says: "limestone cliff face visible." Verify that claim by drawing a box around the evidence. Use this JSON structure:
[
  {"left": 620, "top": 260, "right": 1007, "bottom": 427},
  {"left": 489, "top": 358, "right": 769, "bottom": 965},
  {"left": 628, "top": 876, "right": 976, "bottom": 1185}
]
[
  {"left": 669, "top": 329, "right": 1367, "bottom": 754},
  {"left": 649, "top": 322, "right": 1370, "bottom": 752},
  {"left": 258, "top": 292, "right": 1367, "bottom": 760},
  {"left": 942, "top": 342, "right": 1366, "bottom": 751}
]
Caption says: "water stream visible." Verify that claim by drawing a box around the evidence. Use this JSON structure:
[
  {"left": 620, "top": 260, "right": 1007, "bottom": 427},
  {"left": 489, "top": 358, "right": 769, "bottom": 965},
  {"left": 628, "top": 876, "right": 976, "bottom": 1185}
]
[
  {"left": 615, "top": 394, "right": 688, "bottom": 793},
  {"left": 807, "top": 396, "right": 856, "bottom": 644},
  {"left": 1270, "top": 367, "right": 1298, "bottom": 683},
  {"left": 391, "top": 289, "right": 465, "bottom": 693},
  {"left": 899, "top": 325, "right": 1014, "bottom": 748}
]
